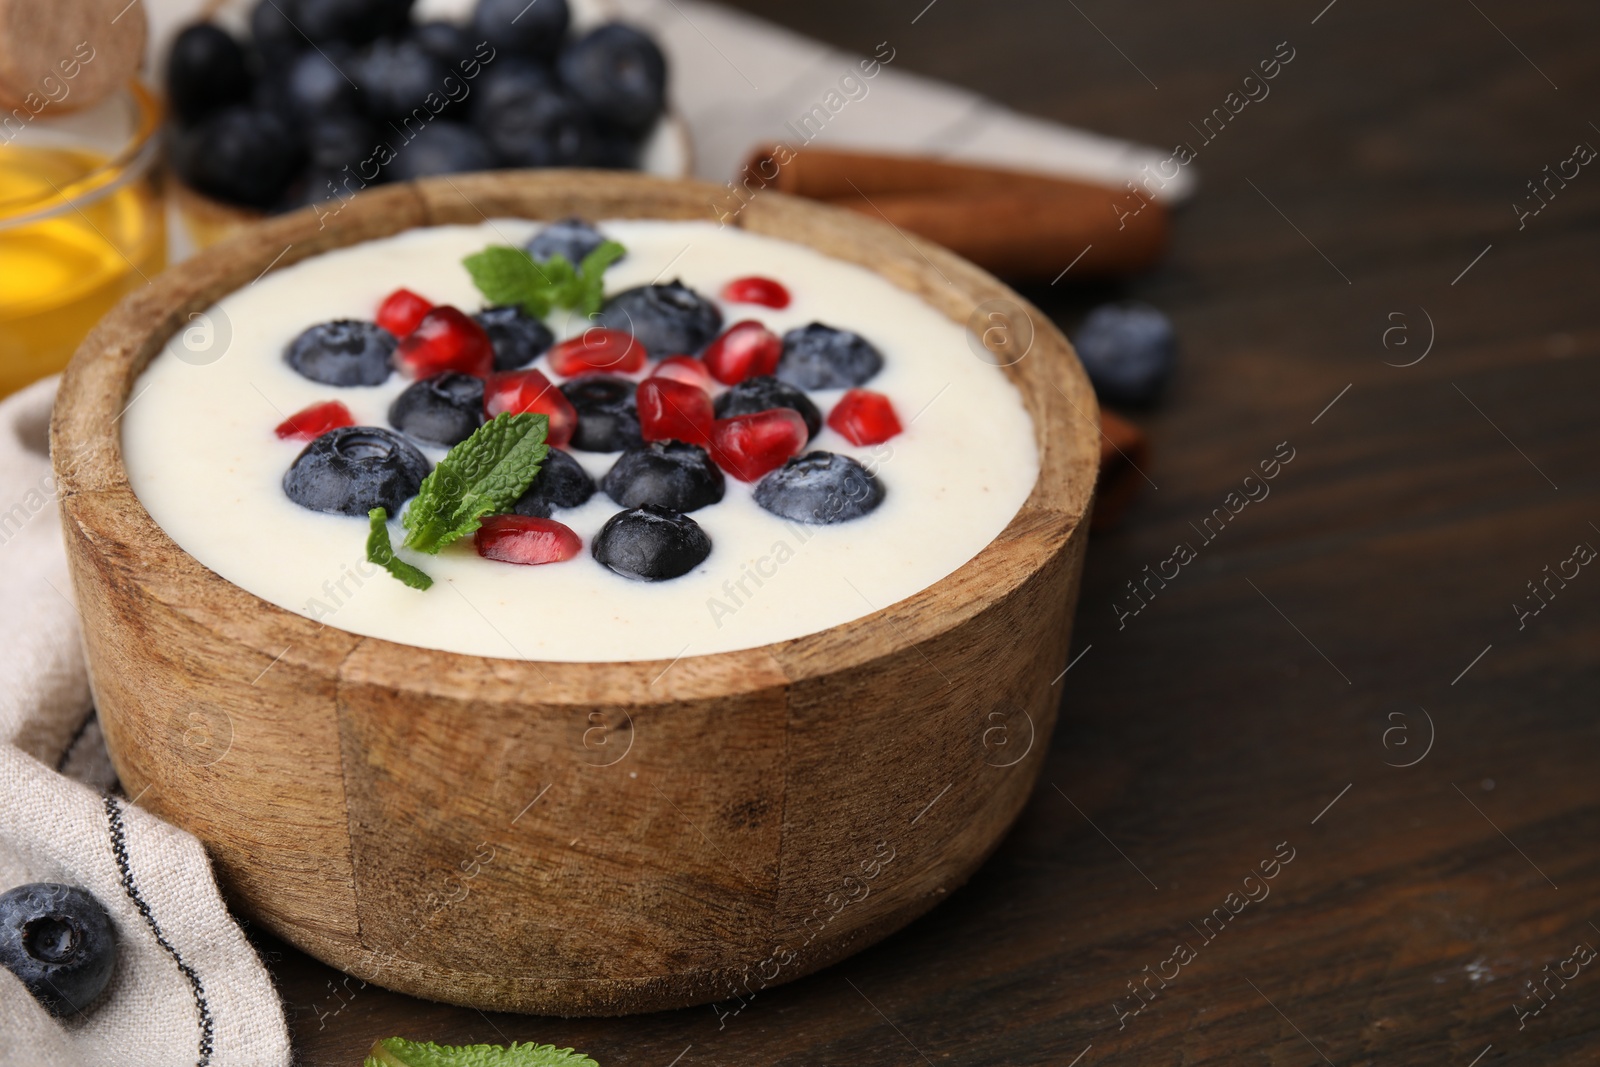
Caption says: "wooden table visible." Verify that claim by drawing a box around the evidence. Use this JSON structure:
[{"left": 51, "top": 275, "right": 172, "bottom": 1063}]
[{"left": 273, "top": 0, "right": 1600, "bottom": 1061}]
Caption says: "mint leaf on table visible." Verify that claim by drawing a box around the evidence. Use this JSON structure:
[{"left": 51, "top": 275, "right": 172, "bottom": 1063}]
[
  {"left": 365, "top": 1037, "right": 600, "bottom": 1067},
  {"left": 462, "top": 240, "right": 626, "bottom": 320},
  {"left": 366, "top": 508, "right": 433, "bottom": 590},
  {"left": 400, "top": 412, "right": 549, "bottom": 555}
]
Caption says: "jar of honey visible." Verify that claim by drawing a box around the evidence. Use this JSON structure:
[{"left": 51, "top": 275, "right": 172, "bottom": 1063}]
[{"left": 0, "top": 80, "right": 165, "bottom": 398}]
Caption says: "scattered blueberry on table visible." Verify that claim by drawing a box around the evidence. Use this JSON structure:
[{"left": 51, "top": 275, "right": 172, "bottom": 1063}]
[
  {"left": 0, "top": 883, "right": 118, "bottom": 1019},
  {"left": 1071, "top": 302, "right": 1177, "bottom": 407},
  {"left": 164, "top": 0, "right": 669, "bottom": 212}
]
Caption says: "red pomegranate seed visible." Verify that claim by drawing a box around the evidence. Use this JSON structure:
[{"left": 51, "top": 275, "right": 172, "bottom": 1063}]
[
  {"left": 376, "top": 288, "right": 434, "bottom": 337},
  {"left": 547, "top": 328, "right": 645, "bottom": 378},
  {"left": 710, "top": 408, "right": 808, "bottom": 481},
  {"left": 722, "top": 276, "right": 790, "bottom": 309},
  {"left": 649, "top": 355, "right": 714, "bottom": 393},
  {"left": 827, "top": 389, "right": 903, "bottom": 446},
  {"left": 475, "top": 514, "right": 582, "bottom": 565},
  {"left": 638, "top": 378, "right": 714, "bottom": 447},
  {"left": 274, "top": 400, "right": 355, "bottom": 440},
  {"left": 485, "top": 368, "right": 577, "bottom": 447},
  {"left": 702, "top": 320, "right": 782, "bottom": 386},
  {"left": 395, "top": 306, "right": 494, "bottom": 379}
]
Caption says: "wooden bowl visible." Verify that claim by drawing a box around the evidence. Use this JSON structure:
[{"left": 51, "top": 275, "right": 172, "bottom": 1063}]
[{"left": 52, "top": 171, "right": 1099, "bottom": 1016}]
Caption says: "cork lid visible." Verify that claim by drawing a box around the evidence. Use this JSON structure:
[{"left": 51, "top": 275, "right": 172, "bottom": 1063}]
[{"left": 0, "top": 0, "right": 148, "bottom": 113}]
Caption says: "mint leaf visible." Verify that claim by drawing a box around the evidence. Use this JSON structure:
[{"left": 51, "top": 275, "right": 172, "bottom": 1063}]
[
  {"left": 461, "top": 238, "right": 625, "bottom": 320},
  {"left": 572, "top": 240, "right": 626, "bottom": 317},
  {"left": 401, "top": 412, "right": 549, "bottom": 554},
  {"left": 463, "top": 246, "right": 556, "bottom": 318},
  {"left": 367, "top": 508, "right": 433, "bottom": 590},
  {"left": 365, "top": 1037, "right": 599, "bottom": 1067}
]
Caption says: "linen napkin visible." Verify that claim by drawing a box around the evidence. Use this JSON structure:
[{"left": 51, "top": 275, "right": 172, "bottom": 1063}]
[{"left": 0, "top": 377, "right": 290, "bottom": 1067}]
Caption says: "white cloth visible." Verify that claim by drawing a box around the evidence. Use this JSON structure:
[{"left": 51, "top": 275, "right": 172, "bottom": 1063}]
[{"left": 0, "top": 377, "right": 290, "bottom": 1067}]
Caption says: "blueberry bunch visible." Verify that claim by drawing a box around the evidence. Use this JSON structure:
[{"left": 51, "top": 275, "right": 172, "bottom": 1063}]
[{"left": 165, "top": 0, "right": 668, "bottom": 212}]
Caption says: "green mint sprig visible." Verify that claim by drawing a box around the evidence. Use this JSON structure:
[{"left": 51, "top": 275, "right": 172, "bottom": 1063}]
[
  {"left": 463, "top": 239, "right": 625, "bottom": 319},
  {"left": 364, "top": 1037, "right": 600, "bottom": 1067},
  {"left": 365, "top": 412, "right": 550, "bottom": 587},
  {"left": 366, "top": 508, "right": 433, "bottom": 590}
]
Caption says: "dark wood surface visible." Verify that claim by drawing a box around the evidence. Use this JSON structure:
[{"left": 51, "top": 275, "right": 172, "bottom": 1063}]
[{"left": 270, "top": 0, "right": 1600, "bottom": 1062}]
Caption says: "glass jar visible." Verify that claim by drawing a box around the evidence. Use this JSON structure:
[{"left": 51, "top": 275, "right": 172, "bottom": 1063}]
[{"left": 0, "top": 81, "right": 165, "bottom": 398}]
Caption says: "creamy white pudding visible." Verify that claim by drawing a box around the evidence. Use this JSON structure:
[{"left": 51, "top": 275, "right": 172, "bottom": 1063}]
[{"left": 122, "top": 220, "right": 1038, "bottom": 661}]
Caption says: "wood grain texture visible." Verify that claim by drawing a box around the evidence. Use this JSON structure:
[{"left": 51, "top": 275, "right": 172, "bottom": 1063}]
[
  {"left": 266, "top": 0, "right": 1600, "bottom": 1062},
  {"left": 51, "top": 171, "right": 1099, "bottom": 1015}
]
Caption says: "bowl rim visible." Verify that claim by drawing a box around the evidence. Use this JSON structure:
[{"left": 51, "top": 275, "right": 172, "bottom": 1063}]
[{"left": 52, "top": 170, "right": 1099, "bottom": 703}]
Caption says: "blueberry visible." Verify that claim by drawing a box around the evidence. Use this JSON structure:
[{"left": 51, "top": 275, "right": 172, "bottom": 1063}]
[
  {"left": 592, "top": 505, "right": 710, "bottom": 581},
  {"left": 1071, "top": 302, "right": 1177, "bottom": 407},
  {"left": 777, "top": 323, "right": 884, "bottom": 390},
  {"left": 0, "top": 883, "right": 117, "bottom": 1019},
  {"left": 476, "top": 86, "right": 595, "bottom": 167},
  {"left": 295, "top": 0, "right": 414, "bottom": 45},
  {"left": 511, "top": 447, "right": 594, "bottom": 517},
  {"left": 166, "top": 23, "right": 254, "bottom": 125},
  {"left": 602, "top": 441, "right": 724, "bottom": 512},
  {"left": 250, "top": 0, "right": 306, "bottom": 67},
  {"left": 754, "top": 451, "right": 884, "bottom": 524},
  {"left": 285, "top": 319, "right": 396, "bottom": 386},
  {"left": 586, "top": 125, "right": 645, "bottom": 170},
  {"left": 284, "top": 426, "right": 431, "bottom": 515},
  {"left": 470, "top": 57, "right": 554, "bottom": 123},
  {"left": 593, "top": 282, "right": 722, "bottom": 359},
  {"left": 388, "top": 372, "right": 485, "bottom": 446},
  {"left": 473, "top": 0, "right": 569, "bottom": 62},
  {"left": 354, "top": 37, "right": 447, "bottom": 121},
  {"left": 475, "top": 306, "right": 553, "bottom": 371},
  {"left": 525, "top": 217, "right": 610, "bottom": 266},
  {"left": 713, "top": 375, "right": 822, "bottom": 439},
  {"left": 277, "top": 46, "right": 360, "bottom": 121},
  {"left": 561, "top": 375, "right": 641, "bottom": 452},
  {"left": 304, "top": 112, "right": 379, "bottom": 172},
  {"left": 558, "top": 23, "right": 666, "bottom": 134},
  {"left": 387, "top": 121, "right": 497, "bottom": 181},
  {"left": 412, "top": 20, "right": 476, "bottom": 69},
  {"left": 170, "top": 106, "right": 302, "bottom": 209}
]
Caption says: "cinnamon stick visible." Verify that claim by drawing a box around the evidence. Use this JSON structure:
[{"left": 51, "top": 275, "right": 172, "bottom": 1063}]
[
  {"left": 739, "top": 145, "right": 1168, "bottom": 280},
  {"left": 1093, "top": 410, "right": 1149, "bottom": 532}
]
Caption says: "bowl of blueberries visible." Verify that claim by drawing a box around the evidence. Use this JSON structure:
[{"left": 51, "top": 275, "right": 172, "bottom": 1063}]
[{"left": 162, "top": 0, "right": 686, "bottom": 246}]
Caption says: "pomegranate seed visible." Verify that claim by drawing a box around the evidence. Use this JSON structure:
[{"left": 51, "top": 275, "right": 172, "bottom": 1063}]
[
  {"left": 485, "top": 368, "right": 577, "bottom": 447},
  {"left": 395, "top": 306, "right": 494, "bottom": 379},
  {"left": 274, "top": 400, "right": 355, "bottom": 440},
  {"left": 547, "top": 328, "right": 645, "bottom": 378},
  {"left": 638, "top": 378, "right": 715, "bottom": 447},
  {"left": 376, "top": 288, "right": 433, "bottom": 337},
  {"left": 827, "top": 389, "right": 903, "bottom": 446},
  {"left": 702, "top": 320, "right": 782, "bottom": 386},
  {"left": 722, "top": 276, "right": 790, "bottom": 309},
  {"left": 710, "top": 408, "right": 808, "bottom": 481},
  {"left": 475, "top": 514, "right": 582, "bottom": 565},
  {"left": 649, "top": 355, "right": 714, "bottom": 393}
]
